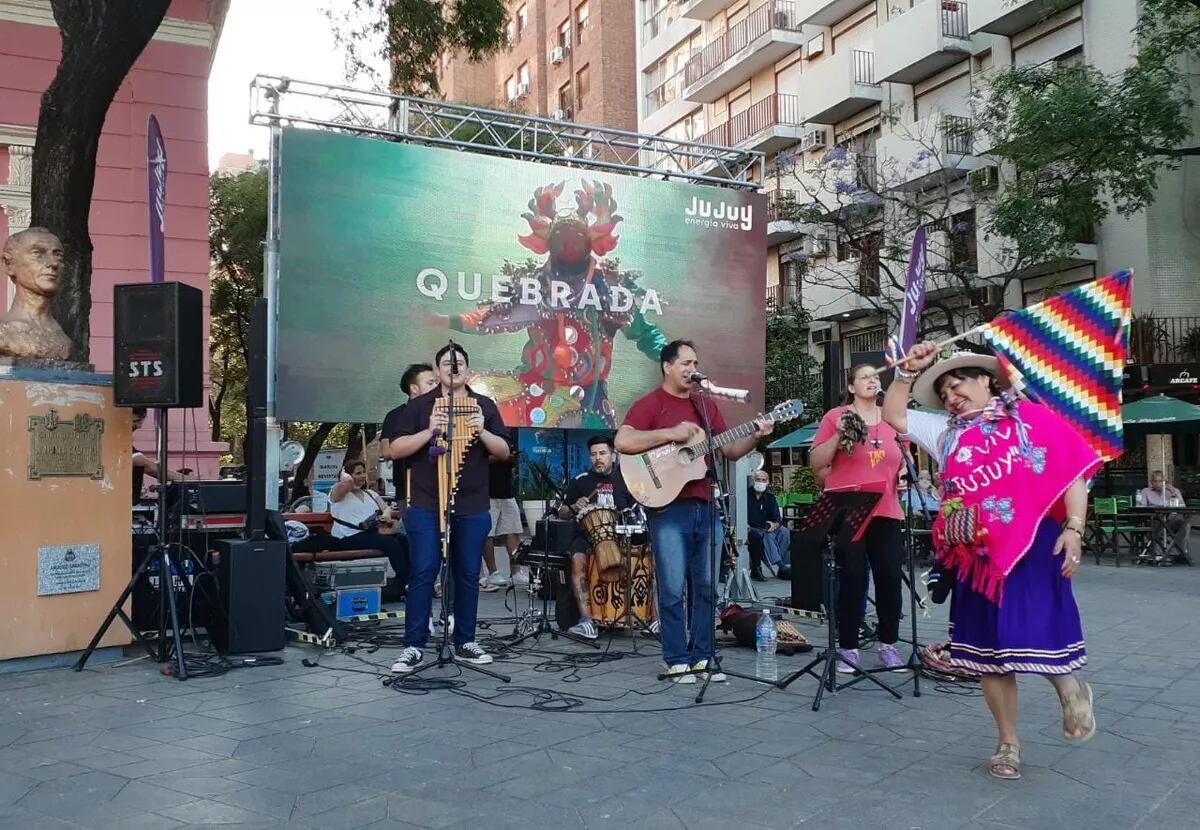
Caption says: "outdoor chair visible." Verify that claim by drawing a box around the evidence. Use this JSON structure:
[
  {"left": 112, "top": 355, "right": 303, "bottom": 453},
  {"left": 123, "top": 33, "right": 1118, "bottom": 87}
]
[{"left": 1091, "top": 497, "right": 1151, "bottom": 566}]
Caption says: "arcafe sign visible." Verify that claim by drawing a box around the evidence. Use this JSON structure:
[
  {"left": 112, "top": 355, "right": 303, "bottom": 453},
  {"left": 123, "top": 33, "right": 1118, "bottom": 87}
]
[{"left": 1146, "top": 363, "right": 1200, "bottom": 388}]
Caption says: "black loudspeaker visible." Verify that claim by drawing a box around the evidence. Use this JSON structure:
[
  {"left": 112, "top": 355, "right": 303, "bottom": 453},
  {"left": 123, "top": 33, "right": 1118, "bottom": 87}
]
[
  {"left": 208, "top": 537, "right": 286, "bottom": 654},
  {"left": 113, "top": 282, "right": 203, "bottom": 408},
  {"left": 245, "top": 299, "right": 269, "bottom": 537}
]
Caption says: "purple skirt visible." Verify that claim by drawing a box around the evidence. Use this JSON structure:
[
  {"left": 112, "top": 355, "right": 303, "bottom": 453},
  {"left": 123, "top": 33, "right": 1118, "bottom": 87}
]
[{"left": 949, "top": 518, "right": 1087, "bottom": 675}]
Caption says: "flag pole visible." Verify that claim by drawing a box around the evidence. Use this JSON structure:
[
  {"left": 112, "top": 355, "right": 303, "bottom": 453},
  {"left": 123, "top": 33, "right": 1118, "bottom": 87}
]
[{"left": 869, "top": 323, "right": 989, "bottom": 378}]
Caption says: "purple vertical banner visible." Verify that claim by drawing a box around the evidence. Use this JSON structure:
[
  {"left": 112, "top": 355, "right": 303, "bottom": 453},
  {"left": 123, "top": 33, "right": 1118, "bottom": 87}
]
[
  {"left": 898, "top": 225, "right": 928, "bottom": 353},
  {"left": 147, "top": 114, "right": 167, "bottom": 283}
]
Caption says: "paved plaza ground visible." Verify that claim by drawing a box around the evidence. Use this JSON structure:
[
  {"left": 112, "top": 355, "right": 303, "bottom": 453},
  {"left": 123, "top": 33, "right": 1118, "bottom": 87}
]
[{"left": 1, "top": 556, "right": 1197, "bottom": 830}]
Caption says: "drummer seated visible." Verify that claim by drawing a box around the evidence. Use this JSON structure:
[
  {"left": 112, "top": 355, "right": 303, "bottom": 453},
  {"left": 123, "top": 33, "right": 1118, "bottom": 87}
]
[
  {"left": 1137, "top": 471, "right": 1190, "bottom": 560},
  {"left": 558, "top": 435, "right": 659, "bottom": 640}
]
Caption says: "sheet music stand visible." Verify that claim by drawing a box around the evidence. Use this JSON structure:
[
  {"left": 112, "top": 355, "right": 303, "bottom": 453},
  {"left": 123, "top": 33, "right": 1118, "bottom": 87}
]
[{"left": 776, "top": 486, "right": 904, "bottom": 711}]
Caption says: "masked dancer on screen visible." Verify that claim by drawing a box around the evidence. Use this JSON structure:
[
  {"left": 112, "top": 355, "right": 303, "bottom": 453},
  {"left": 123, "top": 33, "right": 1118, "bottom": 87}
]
[{"left": 436, "top": 181, "right": 668, "bottom": 429}]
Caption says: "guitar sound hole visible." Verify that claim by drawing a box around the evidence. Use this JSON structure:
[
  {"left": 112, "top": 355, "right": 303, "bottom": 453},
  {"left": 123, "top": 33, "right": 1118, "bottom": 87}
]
[{"left": 677, "top": 447, "right": 694, "bottom": 464}]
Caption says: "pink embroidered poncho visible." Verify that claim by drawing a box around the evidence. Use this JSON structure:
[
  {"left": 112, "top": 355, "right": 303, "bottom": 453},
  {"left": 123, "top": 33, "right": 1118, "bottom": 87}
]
[{"left": 932, "top": 401, "right": 1102, "bottom": 605}]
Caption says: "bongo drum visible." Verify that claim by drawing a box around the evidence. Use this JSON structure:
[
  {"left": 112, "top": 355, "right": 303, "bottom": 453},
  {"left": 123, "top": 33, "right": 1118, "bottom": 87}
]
[
  {"left": 586, "top": 544, "right": 655, "bottom": 628},
  {"left": 577, "top": 505, "right": 621, "bottom": 575}
]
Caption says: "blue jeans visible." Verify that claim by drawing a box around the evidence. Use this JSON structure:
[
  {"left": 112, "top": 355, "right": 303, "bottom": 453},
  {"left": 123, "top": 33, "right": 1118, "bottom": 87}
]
[
  {"left": 402, "top": 507, "right": 490, "bottom": 648},
  {"left": 647, "top": 499, "right": 721, "bottom": 666},
  {"left": 750, "top": 526, "right": 791, "bottom": 568}
]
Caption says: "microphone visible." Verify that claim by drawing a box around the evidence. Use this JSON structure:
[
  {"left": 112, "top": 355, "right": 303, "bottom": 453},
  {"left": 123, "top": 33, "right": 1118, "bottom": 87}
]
[
  {"left": 685, "top": 371, "right": 707, "bottom": 382},
  {"left": 698, "top": 379, "right": 751, "bottom": 404},
  {"left": 449, "top": 341, "right": 460, "bottom": 375}
]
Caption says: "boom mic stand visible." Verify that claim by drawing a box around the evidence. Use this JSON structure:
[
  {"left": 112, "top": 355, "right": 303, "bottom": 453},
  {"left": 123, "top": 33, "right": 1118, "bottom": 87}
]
[
  {"left": 654, "top": 385, "right": 776, "bottom": 702},
  {"left": 400, "top": 341, "right": 510, "bottom": 685}
]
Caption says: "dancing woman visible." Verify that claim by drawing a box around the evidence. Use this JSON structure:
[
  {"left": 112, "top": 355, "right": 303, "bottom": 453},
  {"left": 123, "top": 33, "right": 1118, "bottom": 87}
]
[
  {"left": 810, "top": 363, "right": 907, "bottom": 671},
  {"left": 883, "top": 344, "right": 1100, "bottom": 780}
]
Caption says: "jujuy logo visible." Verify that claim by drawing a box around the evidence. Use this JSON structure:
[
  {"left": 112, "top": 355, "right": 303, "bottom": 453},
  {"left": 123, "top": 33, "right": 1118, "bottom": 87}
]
[{"left": 684, "top": 196, "right": 753, "bottom": 231}]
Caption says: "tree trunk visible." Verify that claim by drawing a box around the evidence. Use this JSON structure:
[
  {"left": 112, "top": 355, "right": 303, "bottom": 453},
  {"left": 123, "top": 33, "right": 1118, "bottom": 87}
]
[
  {"left": 290, "top": 422, "right": 336, "bottom": 504},
  {"left": 30, "top": 1, "right": 171, "bottom": 362},
  {"left": 208, "top": 347, "right": 230, "bottom": 442}
]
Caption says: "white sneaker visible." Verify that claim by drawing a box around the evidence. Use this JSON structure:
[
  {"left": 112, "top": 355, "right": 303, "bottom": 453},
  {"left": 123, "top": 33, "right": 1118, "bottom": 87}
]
[
  {"left": 665, "top": 663, "right": 696, "bottom": 685},
  {"left": 691, "top": 659, "right": 726, "bottom": 683},
  {"left": 391, "top": 647, "right": 423, "bottom": 673},
  {"left": 487, "top": 572, "right": 508, "bottom": 588},
  {"left": 511, "top": 568, "right": 530, "bottom": 586},
  {"left": 479, "top": 577, "right": 499, "bottom": 593}
]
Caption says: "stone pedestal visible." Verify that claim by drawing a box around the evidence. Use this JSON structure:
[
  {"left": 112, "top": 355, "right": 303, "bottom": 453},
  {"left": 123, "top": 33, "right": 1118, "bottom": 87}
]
[{"left": 0, "top": 368, "right": 132, "bottom": 664}]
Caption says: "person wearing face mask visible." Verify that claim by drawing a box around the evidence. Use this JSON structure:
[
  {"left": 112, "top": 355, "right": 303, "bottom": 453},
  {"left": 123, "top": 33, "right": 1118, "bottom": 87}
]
[
  {"left": 810, "top": 363, "right": 907, "bottom": 673},
  {"left": 884, "top": 345, "right": 1100, "bottom": 780},
  {"left": 746, "top": 470, "right": 790, "bottom": 581}
]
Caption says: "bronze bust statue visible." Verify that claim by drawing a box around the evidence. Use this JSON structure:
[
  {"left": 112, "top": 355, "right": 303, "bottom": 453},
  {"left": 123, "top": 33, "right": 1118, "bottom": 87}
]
[{"left": 0, "top": 227, "right": 72, "bottom": 360}]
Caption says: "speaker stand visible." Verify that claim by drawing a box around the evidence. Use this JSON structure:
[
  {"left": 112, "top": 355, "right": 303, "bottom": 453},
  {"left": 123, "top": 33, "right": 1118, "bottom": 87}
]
[{"left": 76, "top": 408, "right": 188, "bottom": 679}]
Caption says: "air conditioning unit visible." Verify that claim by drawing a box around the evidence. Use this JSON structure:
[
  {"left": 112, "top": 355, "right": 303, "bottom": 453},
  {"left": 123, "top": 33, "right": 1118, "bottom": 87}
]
[
  {"left": 806, "top": 236, "right": 830, "bottom": 257},
  {"left": 553, "top": 107, "right": 572, "bottom": 120},
  {"left": 811, "top": 327, "right": 833, "bottom": 345},
  {"left": 806, "top": 33, "right": 825, "bottom": 59},
  {"left": 516, "top": 82, "right": 530, "bottom": 98},
  {"left": 800, "top": 128, "right": 827, "bottom": 152},
  {"left": 968, "top": 165, "right": 999, "bottom": 191},
  {"left": 550, "top": 46, "right": 567, "bottom": 64}
]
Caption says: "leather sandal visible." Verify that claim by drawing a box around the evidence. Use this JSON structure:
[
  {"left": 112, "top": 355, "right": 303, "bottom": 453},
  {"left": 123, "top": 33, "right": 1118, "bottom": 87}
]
[
  {"left": 1062, "top": 679, "right": 1097, "bottom": 744},
  {"left": 988, "top": 743, "right": 1021, "bottom": 780}
]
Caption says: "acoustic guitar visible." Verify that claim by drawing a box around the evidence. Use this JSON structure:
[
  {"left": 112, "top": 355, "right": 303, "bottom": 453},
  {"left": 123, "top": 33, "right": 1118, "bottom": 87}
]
[{"left": 620, "top": 399, "right": 805, "bottom": 509}]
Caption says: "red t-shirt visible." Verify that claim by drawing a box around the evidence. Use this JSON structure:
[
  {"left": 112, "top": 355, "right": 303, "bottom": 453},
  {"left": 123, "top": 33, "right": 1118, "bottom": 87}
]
[
  {"left": 812, "top": 405, "right": 904, "bottom": 522},
  {"left": 622, "top": 387, "right": 729, "bottom": 502}
]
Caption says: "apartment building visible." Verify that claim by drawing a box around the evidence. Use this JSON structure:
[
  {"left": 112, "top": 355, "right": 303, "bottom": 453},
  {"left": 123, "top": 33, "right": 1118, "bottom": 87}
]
[
  {"left": 437, "top": 0, "right": 637, "bottom": 132},
  {"left": 635, "top": 0, "right": 1200, "bottom": 389}
]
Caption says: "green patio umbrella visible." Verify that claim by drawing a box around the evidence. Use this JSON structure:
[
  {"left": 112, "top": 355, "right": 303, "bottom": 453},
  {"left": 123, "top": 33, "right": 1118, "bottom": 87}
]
[
  {"left": 769, "top": 420, "right": 820, "bottom": 450},
  {"left": 1121, "top": 394, "right": 1200, "bottom": 477}
]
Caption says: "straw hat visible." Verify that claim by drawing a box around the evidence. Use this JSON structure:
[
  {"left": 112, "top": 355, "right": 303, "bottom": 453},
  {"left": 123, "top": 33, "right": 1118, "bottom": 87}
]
[{"left": 911, "top": 351, "right": 1007, "bottom": 409}]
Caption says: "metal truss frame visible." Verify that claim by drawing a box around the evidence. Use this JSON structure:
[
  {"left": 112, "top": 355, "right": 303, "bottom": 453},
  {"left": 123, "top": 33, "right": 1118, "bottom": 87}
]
[{"left": 249, "top": 75, "right": 763, "bottom": 190}]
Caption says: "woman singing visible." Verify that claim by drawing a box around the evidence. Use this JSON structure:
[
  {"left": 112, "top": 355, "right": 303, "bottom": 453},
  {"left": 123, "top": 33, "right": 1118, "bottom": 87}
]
[
  {"left": 884, "top": 345, "right": 1099, "bottom": 780},
  {"left": 810, "top": 364, "right": 907, "bottom": 672}
]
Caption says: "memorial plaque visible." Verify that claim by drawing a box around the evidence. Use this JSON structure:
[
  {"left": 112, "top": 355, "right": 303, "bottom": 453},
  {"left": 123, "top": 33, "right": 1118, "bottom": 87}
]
[
  {"left": 27, "top": 409, "right": 104, "bottom": 480},
  {"left": 37, "top": 544, "right": 101, "bottom": 596}
]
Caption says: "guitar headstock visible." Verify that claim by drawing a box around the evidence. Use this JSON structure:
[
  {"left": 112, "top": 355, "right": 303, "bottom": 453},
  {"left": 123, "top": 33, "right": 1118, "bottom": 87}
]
[{"left": 768, "top": 399, "right": 806, "bottom": 423}]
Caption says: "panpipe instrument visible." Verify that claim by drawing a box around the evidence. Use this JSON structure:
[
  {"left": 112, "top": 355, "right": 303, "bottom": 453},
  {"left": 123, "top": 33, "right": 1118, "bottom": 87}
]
[{"left": 431, "top": 395, "right": 482, "bottom": 533}]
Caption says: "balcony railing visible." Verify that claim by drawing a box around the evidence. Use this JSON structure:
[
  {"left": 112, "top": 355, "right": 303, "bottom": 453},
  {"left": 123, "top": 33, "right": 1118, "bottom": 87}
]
[
  {"left": 1128, "top": 316, "right": 1200, "bottom": 364},
  {"left": 766, "top": 280, "right": 802, "bottom": 311},
  {"left": 684, "top": 1, "right": 801, "bottom": 86},
  {"left": 767, "top": 188, "right": 810, "bottom": 223},
  {"left": 851, "top": 49, "right": 877, "bottom": 85},
  {"left": 643, "top": 0, "right": 687, "bottom": 43},
  {"left": 701, "top": 94, "right": 803, "bottom": 147},
  {"left": 941, "top": 0, "right": 969, "bottom": 38}
]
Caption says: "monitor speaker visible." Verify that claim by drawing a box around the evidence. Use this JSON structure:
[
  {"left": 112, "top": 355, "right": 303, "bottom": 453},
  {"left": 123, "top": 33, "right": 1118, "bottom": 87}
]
[
  {"left": 113, "top": 282, "right": 203, "bottom": 408},
  {"left": 208, "top": 537, "right": 286, "bottom": 654}
]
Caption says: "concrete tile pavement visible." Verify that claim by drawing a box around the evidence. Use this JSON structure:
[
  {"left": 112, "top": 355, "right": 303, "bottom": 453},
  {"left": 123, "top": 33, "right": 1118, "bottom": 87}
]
[{"left": 0, "top": 560, "right": 1197, "bottom": 829}]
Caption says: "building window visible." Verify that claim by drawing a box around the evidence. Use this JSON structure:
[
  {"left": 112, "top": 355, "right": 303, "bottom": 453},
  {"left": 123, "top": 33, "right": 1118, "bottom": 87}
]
[
  {"left": 505, "top": 75, "right": 518, "bottom": 102},
  {"left": 518, "top": 62, "right": 530, "bottom": 91},
  {"left": 642, "top": 33, "right": 702, "bottom": 116},
  {"left": 576, "top": 1, "right": 590, "bottom": 42},
  {"left": 558, "top": 83, "right": 572, "bottom": 117},
  {"left": 506, "top": 19, "right": 516, "bottom": 45},
  {"left": 558, "top": 18, "right": 571, "bottom": 49},
  {"left": 576, "top": 64, "right": 590, "bottom": 112},
  {"left": 517, "top": 4, "right": 528, "bottom": 34},
  {"left": 642, "top": 0, "right": 685, "bottom": 43}
]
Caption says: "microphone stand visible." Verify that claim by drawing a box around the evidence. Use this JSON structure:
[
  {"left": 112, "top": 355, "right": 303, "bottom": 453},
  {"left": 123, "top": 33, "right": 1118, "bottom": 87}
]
[
  {"left": 896, "top": 437, "right": 929, "bottom": 693},
  {"left": 654, "top": 382, "right": 776, "bottom": 702},
  {"left": 401, "top": 341, "right": 510, "bottom": 685}
]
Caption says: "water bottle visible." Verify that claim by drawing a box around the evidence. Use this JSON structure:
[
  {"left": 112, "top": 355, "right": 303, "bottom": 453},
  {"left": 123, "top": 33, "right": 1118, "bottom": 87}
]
[{"left": 755, "top": 610, "right": 778, "bottom": 682}]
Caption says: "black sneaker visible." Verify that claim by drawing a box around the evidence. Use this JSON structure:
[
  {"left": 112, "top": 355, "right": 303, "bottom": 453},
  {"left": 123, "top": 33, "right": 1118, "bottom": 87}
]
[
  {"left": 391, "top": 646, "right": 423, "bottom": 673},
  {"left": 454, "top": 641, "right": 494, "bottom": 665}
]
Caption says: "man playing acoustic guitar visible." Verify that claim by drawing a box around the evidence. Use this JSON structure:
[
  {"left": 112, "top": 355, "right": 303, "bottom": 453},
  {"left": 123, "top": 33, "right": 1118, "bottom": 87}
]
[{"left": 616, "top": 340, "right": 773, "bottom": 683}]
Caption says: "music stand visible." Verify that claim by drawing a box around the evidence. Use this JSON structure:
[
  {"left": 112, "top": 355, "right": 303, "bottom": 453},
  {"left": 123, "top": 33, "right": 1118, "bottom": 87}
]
[{"left": 776, "top": 487, "right": 904, "bottom": 711}]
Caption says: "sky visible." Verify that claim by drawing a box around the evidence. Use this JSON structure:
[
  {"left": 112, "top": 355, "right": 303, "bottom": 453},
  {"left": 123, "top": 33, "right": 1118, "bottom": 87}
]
[{"left": 207, "top": 0, "right": 384, "bottom": 170}]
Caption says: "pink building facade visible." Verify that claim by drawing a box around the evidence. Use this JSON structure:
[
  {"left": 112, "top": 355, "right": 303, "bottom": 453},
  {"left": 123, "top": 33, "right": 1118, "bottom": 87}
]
[{"left": 0, "top": 0, "right": 230, "bottom": 475}]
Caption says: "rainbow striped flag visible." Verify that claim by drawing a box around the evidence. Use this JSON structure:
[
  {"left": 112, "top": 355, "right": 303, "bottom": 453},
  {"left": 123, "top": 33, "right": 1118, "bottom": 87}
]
[{"left": 980, "top": 270, "right": 1132, "bottom": 461}]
